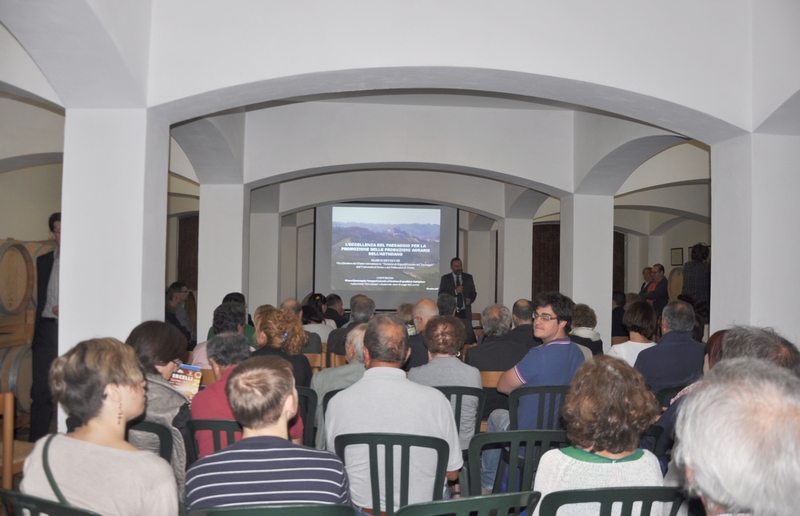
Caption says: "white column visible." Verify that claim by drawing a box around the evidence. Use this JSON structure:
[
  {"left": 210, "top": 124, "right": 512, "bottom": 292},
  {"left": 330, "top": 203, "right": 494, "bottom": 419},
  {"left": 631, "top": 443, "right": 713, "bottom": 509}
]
[
  {"left": 60, "top": 109, "right": 168, "bottom": 348},
  {"left": 197, "top": 184, "right": 246, "bottom": 334},
  {"left": 466, "top": 229, "right": 493, "bottom": 314},
  {"left": 498, "top": 217, "right": 532, "bottom": 306},
  {"left": 279, "top": 213, "right": 298, "bottom": 303},
  {"left": 560, "top": 194, "right": 614, "bottom": 349},
  {"left": 249, "top": 211, "right": 280, "bottom": 308}
]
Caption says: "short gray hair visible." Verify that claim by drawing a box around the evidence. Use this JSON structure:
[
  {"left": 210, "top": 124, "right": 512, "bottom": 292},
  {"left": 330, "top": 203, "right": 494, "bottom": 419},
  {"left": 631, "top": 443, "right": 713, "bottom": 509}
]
[
  {"left": 662, "top": 300, "right": 695, "bottom": 332},
  {"left": 720, "top": 325, "right": 800, "bottom": 377},
  {"left": 207, "top": 332, "right": 251, "bottom": 367},
  {"left": 674, "top": 358, "right": 800, "bottom": 515},
  {"left": 351, "top": 296, "right": 376, "bottom": 324},
  {"left": 481, "top": 304, "right": 511, "bottom": 338},
  {"left": 345, "top": 323, "right": 367, "bottom": 362}
]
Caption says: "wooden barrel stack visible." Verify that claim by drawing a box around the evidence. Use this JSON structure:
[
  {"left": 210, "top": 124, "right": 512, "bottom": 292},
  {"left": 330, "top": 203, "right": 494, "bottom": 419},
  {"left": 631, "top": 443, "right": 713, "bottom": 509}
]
[{"left": 0, "top": 238, "right": 56, "bottom": 416}]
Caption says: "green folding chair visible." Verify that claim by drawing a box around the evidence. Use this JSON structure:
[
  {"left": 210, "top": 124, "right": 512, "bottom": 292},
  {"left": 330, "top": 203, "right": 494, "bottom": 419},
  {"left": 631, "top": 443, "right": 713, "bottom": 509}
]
[
  {"left": 467, "top": 429, "right": 569, "bottom": 495},
  {"left": 0, "top": 487, "right": 102, "bottom": 515},
  {"left": 508, "top": 384, "right": 570, "bottom": 431},
  {"left": 188, "top": 503, "right": 356, "bottom": 515},
  {"left": 296, "top": 386, "right": 318, "bottom": 447},
  {"left": 433, "top": 386, "right": 486, "bottom": 438},
  {"left": 538, "top": 486, "right": 684, "bottom": 516},
  {"left": 334, "top": 433, "right": 449, "bottom": 516},
  {"left": 187, "top": 419, "right": 242, "bottom": 456},
  {"left": 126, "top": 420, "right": 174, "bottom": 462},
  {"left": 394, "top": 490, "right": 540, "bottom": 516}
]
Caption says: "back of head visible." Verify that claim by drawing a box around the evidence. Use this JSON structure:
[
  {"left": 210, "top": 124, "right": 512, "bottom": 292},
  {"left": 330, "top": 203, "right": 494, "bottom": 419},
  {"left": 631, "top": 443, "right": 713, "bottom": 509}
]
[
  {"left": 533, "top": 291, "right": 574, "bottom": 332},
  {"left": 326, "top": 293, "right": 342, "bottom": 307},
  {"left": 50, "top": 338, "right": 144, "bottom": 425},
  {"left": 690, "top": 242, "right": 710, "bottom": 262},
  {"left": 512, "top": 299, "right": 533, "bottom": 324},
  {"left": 125, "top": 320, "right": 187, "bottom": 374},
  {"left": 214, "top": 302, "right": 246, "bottom": 334},
  {"left": 481, "top": 304, "right": 511, "bottom": 338},
  {"left": 563, "top": 355, "right": 658, "bottom": 454},
  {"left": 437, "top": 293, "right": 456, "bottom": 316},
  {"left": 423, "top": 316, "right": 466, "bottom": 356},
  {"left": 622, "top": 301, "right": 657, "bottom": 339},
  {"left": 226, "top": 356, "right": 295, "bottom": 429},
  {"left": 222, "top": 292, "right": 246, "bottom": 305},
  {"left": 396, "top": 303, "right": 414, "bottom": 325},
  {"left": 719, "top": 325, "right": 800, "bottom": 377},
  {"left": 675, "top": 358, "right": 800, "bottom": 515},
  {"left": 412, "top": 298, "right": 438, "bottom": 330},
  {"left": 301, "top": 305, "right": 324, "bottom": 325},
  {"left": 207, "top": 332, "right": 251, "bottom": 368},
  {"left": 612, "top": 291, "right": 626, "bottom": 308},
  {"left": 307, "top": 293, "right": 327, "bottom": 312},
  {"left": 572, "top": 303, "right": 597, "bottom": 330},
  {"left": 364, "top": 314, "right": 408, "bottom": 364},
  {"left": 280, "top": 298, "right": 302, "bottom": 316},
  {"left": 662, "top": 300, "right": 695, "bottom": 332},
  {"left": 625, "top": 292, "right": 641, "bottom": 308},
  {"left": 345, "top": 323, "right": 368, "bottom": 362},
  {"left": 351, "top": 295, "right": 376, "bottom": 324},
  {"left": 258, "top": 307, "right": 307, "bottom": 355}
]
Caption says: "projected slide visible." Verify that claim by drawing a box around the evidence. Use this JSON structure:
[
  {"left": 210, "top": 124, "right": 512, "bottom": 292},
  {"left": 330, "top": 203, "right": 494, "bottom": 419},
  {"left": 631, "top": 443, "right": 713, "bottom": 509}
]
[{"left": 331, "top": 206, "right": 440, "bottom": 292}]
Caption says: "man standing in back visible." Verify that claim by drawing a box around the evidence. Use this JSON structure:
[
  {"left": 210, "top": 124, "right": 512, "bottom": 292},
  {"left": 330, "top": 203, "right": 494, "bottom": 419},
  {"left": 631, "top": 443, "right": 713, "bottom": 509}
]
[
  {"left": 439, "top": 257, "right": 477, "bottom": 321},
  {"left": 641, "top": 263, "right": 669, "bottom": 318}
]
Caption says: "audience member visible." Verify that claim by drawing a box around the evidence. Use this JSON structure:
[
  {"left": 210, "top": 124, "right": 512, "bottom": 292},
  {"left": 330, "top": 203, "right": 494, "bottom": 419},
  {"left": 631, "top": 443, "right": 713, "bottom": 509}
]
[
  {"left": 302, "top": 305, "right": 333, "bottom": 347},
  {"left": 508, "top": 299, "right": 537, "bottom": 348},
  {"left": 307, "top": 292, "right": 337, "bottom": 328},
  {"left": 466, "top": 304, "right": 530, "bottom": 418},
  {"left": 611, "top": 291, "right": 627, "bottom": 337},
  {"left": 607, "top": 301, "right": 657, "bottom": 367},
  {"left": 165, "top": 282, "right": 194, "bottom": 345},
  {"left": 482, "top": 292, "right": 585, "bottom": 492},
  {"left": 192, "top": 301, "right": 247, "bottom": 369},
  {"left": 310, "top": 324, "right": 367, "bottom": 450},
  {"left": 327, "top": 295, "right": 375, "bottom": 358},
  {"left": 324, "top": 293, "right": 349, "bottom": 328},
  {"left": 532, "top": 356, "right": 662, "bottom": 516},
  {"left": 396, "top": 303, "right": 416, "bottom": 335},
  {"left": 206, "top": 292, "right": 256, "bottom": 340},
  {"left": 674, "top": 358, "right": 800, "bottom": 516},
  {"left": 191, "top": 333, "right": 303, "bottom": 459},
  {"left": 634, "top": 300, "right": 705, "bottom": 394},
  {"left": 437, "top": 293, "right": 477, "bottom": 344},
  {"left": 252, "top": 306, "right": 312, "bottom": 388},
  {"left": 125, "top": 321, "right": 193, "bottom": 493},
  {"left": 326, "top": 314, "right": 462, "bottom": 513},
  {"left": 408, "top": 316, "right": 482, "bottom": 453},
  {"left": 624, "top": 292, "right": 641, "bottom": 310},
  {"left": 281, "top": 298, "right": 323, "bottom": 353},
  {"left": 640, "top": 267, "right": 653, "bottom": 291},
  {"left": 21, "top": 338, "right": 178, "bottom": 516},
  {"left": 680, "top": 242, "right": 710, "bottom": 308},
  {"left": 185, "top": 356, "right": 350, "bottom": 512},
  {"left": 640, "top": 263, "right": 669, "bottom": 317},
  {"left": 569, "top": 303, "right": 603, "bottom": 356},
  {"left": 404, "top": 298, "right": 437, "bottom": 371}
]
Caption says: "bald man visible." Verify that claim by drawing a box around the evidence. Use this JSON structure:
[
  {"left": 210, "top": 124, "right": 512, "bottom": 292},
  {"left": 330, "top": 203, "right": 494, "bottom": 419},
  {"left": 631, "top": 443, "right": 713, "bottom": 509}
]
[{"left": 403, "top": 298, "right": 439, "bottom": 371}]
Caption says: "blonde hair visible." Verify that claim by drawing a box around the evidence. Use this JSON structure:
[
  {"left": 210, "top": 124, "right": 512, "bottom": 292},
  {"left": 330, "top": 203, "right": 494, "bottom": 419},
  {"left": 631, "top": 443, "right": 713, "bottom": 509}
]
[
  {"left": 50, "top": 338, "right": 144, "bottom": 424},
  {"left": 226, "top": 356, "right": 294, "bottom": 429},
  {"left": 257, "top": 306, "right": 307, "bottom": 355}
]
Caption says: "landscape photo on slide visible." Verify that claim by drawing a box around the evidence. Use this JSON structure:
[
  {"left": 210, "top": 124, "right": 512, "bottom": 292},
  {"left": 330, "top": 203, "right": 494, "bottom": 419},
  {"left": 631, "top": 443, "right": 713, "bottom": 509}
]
[{"left": 331, "top": 206, "right": 441, "bottom": 291}]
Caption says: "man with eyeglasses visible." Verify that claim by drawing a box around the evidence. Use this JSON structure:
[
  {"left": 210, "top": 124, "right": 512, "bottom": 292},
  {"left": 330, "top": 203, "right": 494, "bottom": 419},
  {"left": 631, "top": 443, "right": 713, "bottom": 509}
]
[{"left": 479, "top": 291, "right": 585, "bottom": 493}]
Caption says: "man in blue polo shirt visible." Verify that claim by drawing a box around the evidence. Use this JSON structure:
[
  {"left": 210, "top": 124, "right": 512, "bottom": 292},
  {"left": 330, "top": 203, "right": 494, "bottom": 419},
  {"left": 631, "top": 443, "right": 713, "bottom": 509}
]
[{"left": 480, "top": 291, "right": 585, "bottom": 493}]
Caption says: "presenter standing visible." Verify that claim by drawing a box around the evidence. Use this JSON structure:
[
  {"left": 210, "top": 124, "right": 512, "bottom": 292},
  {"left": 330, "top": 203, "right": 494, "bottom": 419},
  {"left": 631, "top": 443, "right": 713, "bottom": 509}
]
[{"left": 439, "top": 258, "right": 477, "bottom": 320}]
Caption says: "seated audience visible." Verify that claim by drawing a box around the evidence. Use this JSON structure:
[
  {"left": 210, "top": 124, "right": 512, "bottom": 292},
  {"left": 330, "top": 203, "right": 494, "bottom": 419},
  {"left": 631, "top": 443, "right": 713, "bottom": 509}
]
[
  {"left": 532, "top": 355, "right": 662, "bottom": 516},
  {"left": 185, "top": 356, "right": 350, "bottom": 512},
  {"left": 126, "top": 321, "right": 193, "bottom": 492},
  {"left": 310, "top": 324, "right": 368, "bottom": 450},
  {"left": 306, "top": 292, "right": 337, "bottom": 328},
  {"left": 569, "top": 303, "right": 603, "bottom": 356},
  {"left": 508, "top": 299, "right": 537, "bottom": 348},
  {"left": 193, "top": 301, "right": 248, "bottom": 369},
  {"left": 606, "top": 301, "right": 657, "bottom": 367},
  {"left": 281, "top": 298, "right": 323, "bottom": 353},
  {"left": 403, "top": 298, "right": 437, "bottom": 371},
  {"left": 466, "top": 304, "right": 530, "bottom": 418},
  {"left": 611, "top": 291, "right": 627, "bottom": 337},
  {"left": 21, "top": 338, "right": 178, "bottom": 516},
  {"left": 191, "top": 332, "right": 304, "bottom": 458},
  {"left": 437, "top": 293, "right": 477, "bottom": 345},
  {"left": 205, "top": 292, "right": 256, "bottom": 340},
  {"left": 302, "top": 304, "right": 333, "bottom": 345},
  {"left": 408, "top": 316, "right": 482, "bottom": 453},
  {"left": 634, "top": 300, "right": 705, "bottom": 394},
  {"left": 328, "top": 295, "right": 375, "bottom": 359},
  {"left": 396, "top": 302, "right": 416, "bottom": 335},
  {"left": 252, "top": 306, "right": 313, "bottom": 388},
  {"left": 675, "top": 358, "right": 800, "bottom": 516},
  {"left": 324, "top": 293, "right": 349, "bottom": 328},
  {"left": 326, "top": 314, "right": 462, "bottom": 513}
]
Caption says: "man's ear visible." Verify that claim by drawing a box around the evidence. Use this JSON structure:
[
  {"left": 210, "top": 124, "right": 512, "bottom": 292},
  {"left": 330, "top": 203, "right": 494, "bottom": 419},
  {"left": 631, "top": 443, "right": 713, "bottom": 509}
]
[
  {"left": 362, "top": 346, "right": 371, "bottom": 367},
  {"left": 558, "top": 320, "right": 568, "bottom": 333},
  {"left": 283, "top": 389, "right": 298, "bottom": 419},
  {"left": 405, "top": 347, "right": 412, "bottom": 362}
]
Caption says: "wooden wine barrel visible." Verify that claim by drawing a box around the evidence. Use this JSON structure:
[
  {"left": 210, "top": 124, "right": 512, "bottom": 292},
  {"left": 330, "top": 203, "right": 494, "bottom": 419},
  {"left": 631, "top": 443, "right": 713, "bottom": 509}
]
[
  {"left": 668, "top": 267, "right": 684, "bottom": 301},
  {"left": 0, "top": 344, "right": 32, "bottom": 413},
  {"left": 0, "top": 241, "right": 35, "bottom": 316}
]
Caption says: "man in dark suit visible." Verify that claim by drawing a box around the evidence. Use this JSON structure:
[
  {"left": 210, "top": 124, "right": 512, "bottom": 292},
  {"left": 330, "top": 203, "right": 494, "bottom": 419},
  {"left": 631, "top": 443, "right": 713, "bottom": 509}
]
[
  {"left": 324, "top": 293, "right": 349, "bottom": 328},
  {"left": 30, "top": 212, "right": 60, "bottom": 442},
  {"left": 508, "top": 299, "right": 537, "bottom": 348},
  {"left": 634, "top": 300, "right": 705, "bottom": 395},
  {"left": 640, "top": 263, "right": 669, "bottom": 318},
  {"left": 640, "top": 267, "right": 653, "bottom": 291},
  {"left": 438, "top": 257, "right": 476, "bottom": 321}
]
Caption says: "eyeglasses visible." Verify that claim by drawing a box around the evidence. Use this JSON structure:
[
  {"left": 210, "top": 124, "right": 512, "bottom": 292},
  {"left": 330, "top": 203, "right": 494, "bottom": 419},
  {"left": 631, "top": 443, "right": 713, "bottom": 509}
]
[
  {"left": 533, "top": 313, "right": 558, "bottom": 322},
  {"left": 172, "top": 359, "right": 183, "bottom": 368}
]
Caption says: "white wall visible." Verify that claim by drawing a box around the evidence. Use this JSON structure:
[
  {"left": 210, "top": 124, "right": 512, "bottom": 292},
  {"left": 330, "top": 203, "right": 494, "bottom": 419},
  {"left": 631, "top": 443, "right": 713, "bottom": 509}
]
[
  {"left": 0, "top": 164, "right": 62, "bottom": 240},
  {"left": 660, "top": 220, "right": 711, "bottom": 277}
]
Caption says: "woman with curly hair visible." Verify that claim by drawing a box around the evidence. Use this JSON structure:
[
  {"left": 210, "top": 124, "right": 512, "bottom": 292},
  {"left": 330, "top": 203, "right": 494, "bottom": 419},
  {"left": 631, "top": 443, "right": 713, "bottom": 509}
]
[
  {"left": 532, "top": 355, "right": 662, "bottom": 516},
  {"left": 252, "top": 306, "right": 312, "bottom": 388}
]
